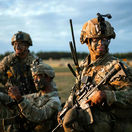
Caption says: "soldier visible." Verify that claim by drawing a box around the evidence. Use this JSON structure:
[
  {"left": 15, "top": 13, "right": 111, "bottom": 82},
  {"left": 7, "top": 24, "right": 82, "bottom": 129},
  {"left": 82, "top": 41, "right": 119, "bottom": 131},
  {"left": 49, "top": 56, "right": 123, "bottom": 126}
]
[
  {"left": 0, "top": 31, "right": 36, "bottom": 95},
  {"left": 0, "top": 31, "right": 37, "bottom": 132},
  {"left": 0, "top": 62, "right": 61, "bottom": 132},
  {"left": 8, "top": 62, "right": 61, "bottom": 132},
  {"left": 61, "top": 13, "right": 132, "bottom": 132}
]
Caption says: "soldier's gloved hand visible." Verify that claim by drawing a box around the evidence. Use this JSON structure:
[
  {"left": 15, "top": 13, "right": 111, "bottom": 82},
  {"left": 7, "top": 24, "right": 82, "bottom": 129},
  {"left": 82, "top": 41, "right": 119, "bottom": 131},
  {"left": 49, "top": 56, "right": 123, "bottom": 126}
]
[
  {"left": 85, "top": 90, "right": 106, "bottom": 106},
  {"left": 8, "top": 86, "right": 23, "bottom": 102}
]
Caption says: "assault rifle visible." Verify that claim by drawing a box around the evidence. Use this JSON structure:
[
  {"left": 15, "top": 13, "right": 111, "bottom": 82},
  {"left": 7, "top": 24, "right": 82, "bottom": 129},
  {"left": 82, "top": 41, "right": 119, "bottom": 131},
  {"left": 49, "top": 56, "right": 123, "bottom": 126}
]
[{"left": 52, "top": 62, "right": 123, "bottom": 132}]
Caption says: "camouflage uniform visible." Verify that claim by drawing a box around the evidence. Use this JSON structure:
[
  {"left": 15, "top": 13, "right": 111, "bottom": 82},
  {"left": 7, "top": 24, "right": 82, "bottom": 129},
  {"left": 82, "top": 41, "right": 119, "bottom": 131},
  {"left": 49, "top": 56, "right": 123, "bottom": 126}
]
[
  {"left": 0, "top": 62, "right": 61, "bottom": 132},
  {"left": 62, "top": 14, "right": 132, "bottom": 132},
  {"left": 63, "top": 54, "right": 132, "bottom": 132},
  {"left": 0, "top": 31, "right": 37, "bottom": 132},
  {"left": 0, "top": 52, "right": 36, "bottom": 94},
  {"left": 18, "top": 90, "right": 61, "bottom": 132},
  {"left": 25, "top": 62, "right": 61, "bottom": 132},
  {"left": 0, "top": 85, "right": 61, "bottom": 132}
]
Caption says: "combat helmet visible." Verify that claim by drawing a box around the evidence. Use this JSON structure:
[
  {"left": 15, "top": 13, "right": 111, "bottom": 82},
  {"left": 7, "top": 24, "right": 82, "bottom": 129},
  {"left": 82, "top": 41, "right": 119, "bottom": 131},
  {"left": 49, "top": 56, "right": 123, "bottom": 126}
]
[
  {"left": 80, "top": 13, "right": 116, "bottom": 44},
  {"left": 11, "top": 31, "right": 32, "bottom": 46},
  {"left": 31, "top": 60, "right": 55, "bottom": 79}
]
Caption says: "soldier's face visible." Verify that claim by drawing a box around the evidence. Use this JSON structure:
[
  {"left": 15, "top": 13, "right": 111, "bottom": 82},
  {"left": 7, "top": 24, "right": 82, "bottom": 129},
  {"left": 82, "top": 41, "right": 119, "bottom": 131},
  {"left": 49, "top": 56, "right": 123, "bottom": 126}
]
[
  {"left": 89, "top": 38, "right": 110, "bottom": 56},
  {"left": 33, "top": 74, "right": 48, "bottom": 91},
  {"left": 13, "top": 41, "right": 29, "bottom": 56}
]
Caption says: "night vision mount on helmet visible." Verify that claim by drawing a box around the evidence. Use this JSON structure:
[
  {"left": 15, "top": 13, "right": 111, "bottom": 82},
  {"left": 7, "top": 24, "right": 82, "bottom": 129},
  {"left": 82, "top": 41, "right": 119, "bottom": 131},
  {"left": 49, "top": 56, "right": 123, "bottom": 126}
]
[
  {"left": 11, "top": 31, "right": 32, "bottom": 46},
  {"left": 80, "top": 13, "right": 116, "bottom": 44}
]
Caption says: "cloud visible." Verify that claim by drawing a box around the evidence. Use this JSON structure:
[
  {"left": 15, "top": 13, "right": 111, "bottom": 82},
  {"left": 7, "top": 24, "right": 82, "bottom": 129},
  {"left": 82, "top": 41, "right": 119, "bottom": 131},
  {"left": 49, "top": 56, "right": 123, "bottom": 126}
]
[{"left": 0, "top": 0, "right": 132, "bottom": 54}]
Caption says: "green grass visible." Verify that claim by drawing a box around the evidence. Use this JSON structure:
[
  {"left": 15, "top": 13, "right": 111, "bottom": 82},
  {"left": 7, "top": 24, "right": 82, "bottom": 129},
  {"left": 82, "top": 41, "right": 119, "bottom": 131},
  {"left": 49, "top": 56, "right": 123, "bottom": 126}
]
[
  {"left": 54, "top": 67, "right": 75, "bottom": 103},
  {"left": 54, "top": 67, "right": 71, "bottom": 72}
]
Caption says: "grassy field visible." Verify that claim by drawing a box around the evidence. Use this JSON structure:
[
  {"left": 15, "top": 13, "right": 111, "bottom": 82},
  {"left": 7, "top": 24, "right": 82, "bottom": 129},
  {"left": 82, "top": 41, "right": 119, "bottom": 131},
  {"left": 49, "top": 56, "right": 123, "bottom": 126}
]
[{"left": 54, "top": 67, "right": 75, "bottom": 103}]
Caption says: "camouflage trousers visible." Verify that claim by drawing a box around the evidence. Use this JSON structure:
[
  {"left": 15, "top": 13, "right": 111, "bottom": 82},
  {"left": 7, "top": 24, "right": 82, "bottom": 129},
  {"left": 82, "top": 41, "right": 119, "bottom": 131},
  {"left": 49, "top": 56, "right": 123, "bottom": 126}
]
[{"left": 63, "top": 107, "right": 132, "bottom": 132}]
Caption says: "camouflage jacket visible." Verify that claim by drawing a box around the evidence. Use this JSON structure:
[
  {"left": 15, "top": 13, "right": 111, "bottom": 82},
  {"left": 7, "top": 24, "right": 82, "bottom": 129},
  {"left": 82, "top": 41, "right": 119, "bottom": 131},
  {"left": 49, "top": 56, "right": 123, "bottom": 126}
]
[
  {"left": 18, "top": 90, "right": 61, "bottom": 122},
  {"left": 18, "top": 89, "right": 61, "bottom": 132},
  {"left": 0, "top": 52, "right": 36, "bottom": 94},
  {"left": 0, "top": 83, "right": 61, "bottom": 132},
  {"left": 65, "top": 53, "right": 132, "bottom": 119}
]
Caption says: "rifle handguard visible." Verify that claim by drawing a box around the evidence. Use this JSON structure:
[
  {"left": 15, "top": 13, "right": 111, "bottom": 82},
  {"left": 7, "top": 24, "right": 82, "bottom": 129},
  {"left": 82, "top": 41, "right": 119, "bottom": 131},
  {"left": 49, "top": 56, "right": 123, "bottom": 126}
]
[{"left": 114, "top": 63, "right": 121, "bottom": 71}]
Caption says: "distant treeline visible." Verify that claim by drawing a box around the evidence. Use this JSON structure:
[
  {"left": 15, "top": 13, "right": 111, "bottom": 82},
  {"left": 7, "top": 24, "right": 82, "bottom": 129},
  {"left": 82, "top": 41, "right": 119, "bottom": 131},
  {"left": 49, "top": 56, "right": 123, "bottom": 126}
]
[
  {"left": 36, "top": 52, "right": 132, "bottom": 60},
  {"left": 36, "top": 51, "right": 88, "bottom": 60},
  {"left": 0, "top": 51, "right": 132, "bottom": 60}
]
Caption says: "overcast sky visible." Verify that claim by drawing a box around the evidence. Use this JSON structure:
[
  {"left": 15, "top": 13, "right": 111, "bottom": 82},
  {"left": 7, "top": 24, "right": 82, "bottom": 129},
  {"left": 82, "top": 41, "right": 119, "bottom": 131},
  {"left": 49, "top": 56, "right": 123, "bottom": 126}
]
[{"left": 0, "top": 0, "right": 132, "bottom": 54}]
